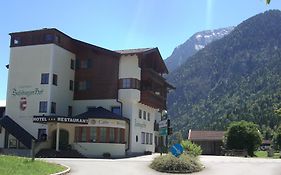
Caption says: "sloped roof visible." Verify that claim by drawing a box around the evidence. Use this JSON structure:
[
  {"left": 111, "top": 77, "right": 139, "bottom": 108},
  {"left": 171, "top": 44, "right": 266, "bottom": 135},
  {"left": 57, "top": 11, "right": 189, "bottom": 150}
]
[
  {"left": 188, "top": 130, "right": 225, "bottom": 141},
  {"left": 75, "top": 107, "right": 129, "bottom": 121}
]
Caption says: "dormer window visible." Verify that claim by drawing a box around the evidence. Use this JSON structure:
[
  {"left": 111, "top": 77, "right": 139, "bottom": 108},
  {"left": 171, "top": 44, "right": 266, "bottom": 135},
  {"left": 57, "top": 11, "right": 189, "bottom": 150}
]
[
  {"left": 45, "top": 34, "right": 54, "bottom": 42},
  {"left": 13, "top": 37, "right": 21, "bottom": 45}
]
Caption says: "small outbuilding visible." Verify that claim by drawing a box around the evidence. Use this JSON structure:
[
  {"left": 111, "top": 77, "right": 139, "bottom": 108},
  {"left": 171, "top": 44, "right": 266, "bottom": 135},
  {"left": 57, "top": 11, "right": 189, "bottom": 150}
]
[{"left": 188, "top": 130, "right": 225, "bottom": 155}]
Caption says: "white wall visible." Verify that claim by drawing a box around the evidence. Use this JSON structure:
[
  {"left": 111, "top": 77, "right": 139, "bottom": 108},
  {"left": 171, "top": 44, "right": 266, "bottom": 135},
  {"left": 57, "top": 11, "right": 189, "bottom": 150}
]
[
  {"left": 5, "top": 44, "right": 75, "bottom": 138},
  {"left": 73, "top": 143, "right": 125, "bottom": 157},
  {"left": 119, "top": 55, "right": 140, "bottom": 79},
  {"left": 122, "top": 102, "right": 157, "bottom": 153},
  {"left": 6, "top": 44, "right": 53, "bottom": 137},
  {"left": 49, "top": 44, "right": 75, "bottom": 116}
]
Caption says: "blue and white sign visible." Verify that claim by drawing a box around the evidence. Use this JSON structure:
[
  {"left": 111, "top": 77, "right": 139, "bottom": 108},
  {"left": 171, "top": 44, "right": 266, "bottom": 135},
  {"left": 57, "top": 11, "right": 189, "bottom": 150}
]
[{"left": 169, "top": 143, "right": 183, "bottom": 157}]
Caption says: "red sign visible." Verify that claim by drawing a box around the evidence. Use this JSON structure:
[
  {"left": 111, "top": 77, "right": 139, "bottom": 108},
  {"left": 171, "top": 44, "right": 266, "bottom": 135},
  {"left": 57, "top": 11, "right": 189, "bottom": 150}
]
[{"left": 20, "top": 97, "right": 27, "bottom": 111}]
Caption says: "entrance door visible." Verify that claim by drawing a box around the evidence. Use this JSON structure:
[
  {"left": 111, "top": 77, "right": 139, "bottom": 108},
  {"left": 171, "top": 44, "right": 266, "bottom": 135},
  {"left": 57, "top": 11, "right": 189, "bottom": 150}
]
[{"left": 52, "top": 129, "right": 69, "bottom": 150}]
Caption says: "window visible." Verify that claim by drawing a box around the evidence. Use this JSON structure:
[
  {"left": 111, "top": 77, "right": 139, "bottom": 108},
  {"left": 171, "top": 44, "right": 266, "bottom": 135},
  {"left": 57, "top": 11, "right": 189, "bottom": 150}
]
[
  {"left": 79, "top": 59, "right": 92, "bottom": 69},
  {"left": 38, "top": 129, "right": 47, "bottom": 141},
  {"left": 52, "top": 74, "right": 58, "bottom": 86},
  {"left": 70, "top": 59, "right": 75, "bottom": 70},
  {"left": 109, "top": 128, "right": 115, "bottom": 143},
  {"left": 55, "top": 35, "right": 60, "bottom": 43},
  {"left": 51, "top": 102, "right": 56, "bottom": 114},
  {"left": 143, "top": 111, "right": 146, "bottom": 120},
  {"left": 39, "top": 101, "right": 47, "bottom": 113},
  {"left": 90, "top": 127, "right": 97, "bottom": 142},
  {"left": 123, "top": 79, "right": 130, "bottom": 88},
  {"left": 141, "top": 132, "right": 145, "bottom": 144},
  {"left": 75, "top": 127, "right": 125, "bottom": 144},
  {"left": 119, "top": 78, "right": 140, "bottom": 89},
  {"left": 111, "top": 106, "right": 121, "bottom": 115},
  {"left": 45, "top": 34, "right": 54, "bottom": 42},
  {"left": 147, "top": 113, "right": 150, "bottom": 121},
  {"left": 139, "top": 109, "right": 142, "bottom": 119},
  {"left": 146, "top": 133, "right": 149, "bottom": 144},
  {"left": 78, "top": 80, "right": 91, "bottom": 91},
  {"left": 13, "top": 37, "right": 21, "bottom": 45},
  {"left": 100, "top": 127, "right": 107, "bottom": 143},
  {"left": 41, "top": 73, "right": 49, "bottom": 84},
  {"left": 149, "top": 133, "right": 153, "bottom": 145},
  {"left": 136, "top": 135, "right": 138, "bottom": 142},
  {"left": 69, "top": 80, "right": 74, "bottom": 91},
  {"left": 68, "top": 106, "right": 72, "bottom": 116},
  {"left": 81, "top": 127, "right": 87, "bottom": 142}
]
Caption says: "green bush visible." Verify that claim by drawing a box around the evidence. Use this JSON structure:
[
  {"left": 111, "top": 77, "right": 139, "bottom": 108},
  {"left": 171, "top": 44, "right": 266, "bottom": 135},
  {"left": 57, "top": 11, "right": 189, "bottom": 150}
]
[
  {"left": 150, "top": 153, "right": 203, "bottom": 173},
  {"left": 225, "top": 120, "right": 262, "bottom": 157},
  {"left": 181, "top": 140, "right": 202, "bottom": 157},
  {"left": 273, "top": 125, "right": 281, "bottom": 151}
]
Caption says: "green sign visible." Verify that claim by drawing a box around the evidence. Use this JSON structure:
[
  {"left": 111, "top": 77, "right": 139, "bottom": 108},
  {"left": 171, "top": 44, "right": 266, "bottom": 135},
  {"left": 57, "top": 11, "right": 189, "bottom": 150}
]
[{"left": 159, "top": 127, "right": 168, "bottom": 136}]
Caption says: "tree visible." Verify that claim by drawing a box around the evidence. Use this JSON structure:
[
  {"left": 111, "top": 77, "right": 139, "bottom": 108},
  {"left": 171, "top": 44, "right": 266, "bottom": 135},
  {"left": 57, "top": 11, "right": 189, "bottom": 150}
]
[
  {"left": 273, "top": 125, "right": 281, "bottom": 151},
  {"left": 224, "top": 121, "right": 262, "bottom": 156},
  {"left": 266, "top": 0, "right": 271, "bottom": 4}
]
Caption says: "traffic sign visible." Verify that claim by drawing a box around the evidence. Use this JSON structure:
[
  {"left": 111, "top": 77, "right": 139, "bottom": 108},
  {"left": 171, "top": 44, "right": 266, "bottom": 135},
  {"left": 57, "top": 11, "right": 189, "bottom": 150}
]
[
  {"left": 159, "top": 127, "right": 168, "bottom": 136},
  {"left": 169, "top": 143, "right": 183, "bottom": 157},
  {"left": 159, "top": 120, "right": 167, "bottom": 128}
]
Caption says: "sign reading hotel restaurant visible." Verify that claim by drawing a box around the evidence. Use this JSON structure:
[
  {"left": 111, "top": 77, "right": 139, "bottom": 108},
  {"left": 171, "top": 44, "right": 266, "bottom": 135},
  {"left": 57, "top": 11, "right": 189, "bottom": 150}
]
[
  {"left": 33, "top": 116, "right": 88, "bottom": 124},
  {"left": 89, "top": 119, "right": 126, "bottom": 129}
]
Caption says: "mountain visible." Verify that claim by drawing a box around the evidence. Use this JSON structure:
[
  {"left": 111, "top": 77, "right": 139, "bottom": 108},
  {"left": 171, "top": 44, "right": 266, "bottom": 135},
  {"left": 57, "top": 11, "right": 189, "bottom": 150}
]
[
  {"left": 167, "top": 10, "right": 281, "bottom": 136},
  {"left": 165, "top": 27, "right": 234, "bottom": 72}
]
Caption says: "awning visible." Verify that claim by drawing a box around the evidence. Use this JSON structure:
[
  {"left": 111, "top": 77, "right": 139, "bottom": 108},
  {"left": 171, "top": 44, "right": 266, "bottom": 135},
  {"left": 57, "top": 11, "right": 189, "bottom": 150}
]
[{"left": 0, "top": 115, "right": 36, "bottom": 149}]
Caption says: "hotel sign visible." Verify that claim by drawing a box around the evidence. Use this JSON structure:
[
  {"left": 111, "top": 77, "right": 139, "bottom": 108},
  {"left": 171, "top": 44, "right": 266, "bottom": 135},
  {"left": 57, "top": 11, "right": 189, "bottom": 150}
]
[
  {"left": 12, "top": 88, "right": 43, "bottom": 97},
  {"left": 33, "top": 116, "right": 88, "bottom": 124}
]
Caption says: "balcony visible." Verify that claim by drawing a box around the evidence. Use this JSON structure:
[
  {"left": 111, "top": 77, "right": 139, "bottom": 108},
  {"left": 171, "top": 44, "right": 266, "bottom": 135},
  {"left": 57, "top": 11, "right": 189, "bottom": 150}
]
[
  {"left": 142, "top": 68, "right": 166, "bottom": 86},
  {"left": 140, "top": 90, "right": 166, "bottom": 110}
]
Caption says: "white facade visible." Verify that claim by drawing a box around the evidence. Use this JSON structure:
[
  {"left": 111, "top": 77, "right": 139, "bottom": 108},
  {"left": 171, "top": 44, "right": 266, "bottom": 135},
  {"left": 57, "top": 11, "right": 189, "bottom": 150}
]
[
  {"left": 5, "top": 44, "right": 75, "bottom": 138},
  {"left": 2, "top": 29, "right": 170, "bottom": 157}
]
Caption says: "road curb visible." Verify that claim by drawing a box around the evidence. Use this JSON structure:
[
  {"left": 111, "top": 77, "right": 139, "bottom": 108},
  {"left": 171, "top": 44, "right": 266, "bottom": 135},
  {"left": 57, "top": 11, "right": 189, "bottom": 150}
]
[{"left": 50, "top": 164, "right": 71, "bottom": 175}]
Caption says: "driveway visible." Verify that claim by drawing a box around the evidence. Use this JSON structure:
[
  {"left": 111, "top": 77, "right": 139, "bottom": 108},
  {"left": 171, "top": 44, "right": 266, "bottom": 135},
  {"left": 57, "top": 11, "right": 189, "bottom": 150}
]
[{"left": 45, "top": 154, "right": 281, "bottom": 175}]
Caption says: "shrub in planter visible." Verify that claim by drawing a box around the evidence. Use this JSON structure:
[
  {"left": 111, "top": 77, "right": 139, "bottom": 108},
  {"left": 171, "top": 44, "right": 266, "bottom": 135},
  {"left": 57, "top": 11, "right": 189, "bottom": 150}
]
[
  {"left": 181, "top": 140, "right": 202, "bottom": 157},
  {"left": 150, "top": 153, "right": 203, "bottom": 173},
  {"left": 102, "top": 152, "right": 111, "bottom": 158}
]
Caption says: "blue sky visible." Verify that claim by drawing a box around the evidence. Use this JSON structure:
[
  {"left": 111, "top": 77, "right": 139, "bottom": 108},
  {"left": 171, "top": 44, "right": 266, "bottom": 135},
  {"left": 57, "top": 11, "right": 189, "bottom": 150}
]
[{"left": 0, "top": 0, "right": 281, "bottom": 100}]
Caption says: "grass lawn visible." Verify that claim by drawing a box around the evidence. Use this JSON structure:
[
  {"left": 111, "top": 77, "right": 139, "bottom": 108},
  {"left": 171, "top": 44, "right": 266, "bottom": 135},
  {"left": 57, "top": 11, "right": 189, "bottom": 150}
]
[
  {"left": 254, "top": 151, "right": 281, "bottom": 159},
  {"left": 0, "top": 155, "right": 66, "bottom": 175}
]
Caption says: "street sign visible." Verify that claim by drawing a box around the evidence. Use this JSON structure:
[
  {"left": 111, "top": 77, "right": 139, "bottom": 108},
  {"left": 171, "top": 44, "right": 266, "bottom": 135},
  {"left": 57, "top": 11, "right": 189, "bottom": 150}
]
[
  {"left": 159, "top": 120, "right": 167, "bottom": 128},
  {"left": 169, "top": 143, "right": 183, "bottom": 157},
  {"left": 159, "top": 127, "right": 168, "bottom": 136}
]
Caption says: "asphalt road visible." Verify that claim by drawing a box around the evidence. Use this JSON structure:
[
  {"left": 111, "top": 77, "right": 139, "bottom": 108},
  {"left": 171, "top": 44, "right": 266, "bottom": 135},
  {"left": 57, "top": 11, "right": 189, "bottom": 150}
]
[{"left": 45, "top": 155, "right": 281, "bottom": 175}]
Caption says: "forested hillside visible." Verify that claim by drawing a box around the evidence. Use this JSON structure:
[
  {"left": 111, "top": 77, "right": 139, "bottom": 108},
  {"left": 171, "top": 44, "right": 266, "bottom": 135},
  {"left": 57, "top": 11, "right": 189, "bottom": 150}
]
[{"left": 167, "top": 10, "right": 281, "bottom": 135}]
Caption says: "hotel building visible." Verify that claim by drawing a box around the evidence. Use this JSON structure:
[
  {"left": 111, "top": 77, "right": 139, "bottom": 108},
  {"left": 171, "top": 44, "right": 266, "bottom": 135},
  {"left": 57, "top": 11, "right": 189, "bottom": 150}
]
[{"left": 0, "top": 28, "right": 174, "bottom": 157}]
